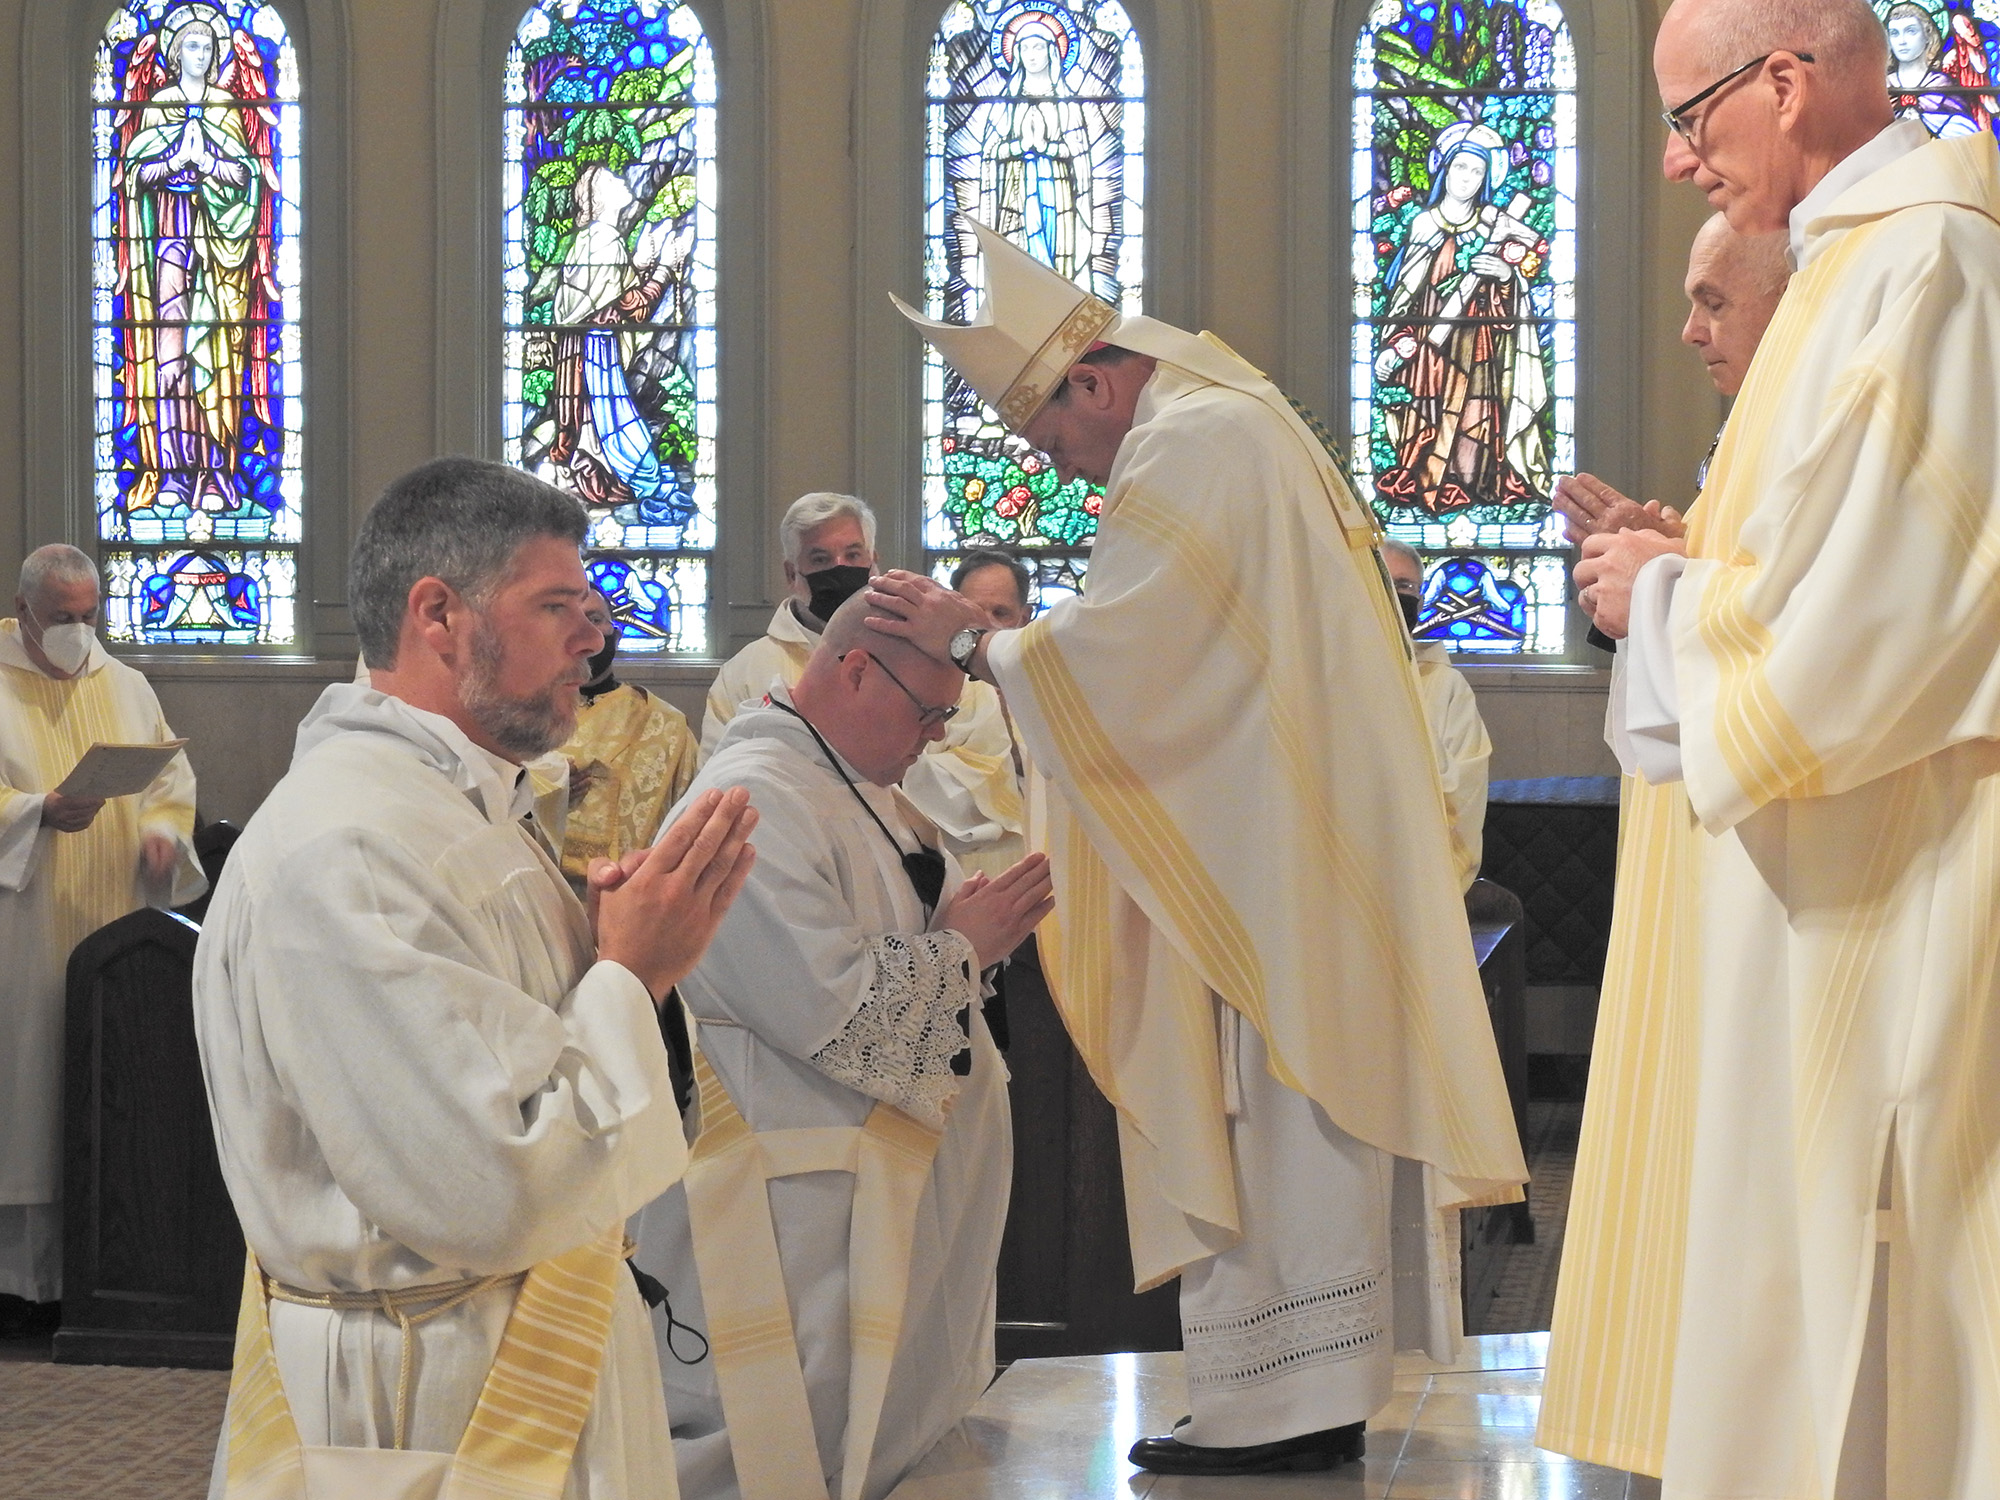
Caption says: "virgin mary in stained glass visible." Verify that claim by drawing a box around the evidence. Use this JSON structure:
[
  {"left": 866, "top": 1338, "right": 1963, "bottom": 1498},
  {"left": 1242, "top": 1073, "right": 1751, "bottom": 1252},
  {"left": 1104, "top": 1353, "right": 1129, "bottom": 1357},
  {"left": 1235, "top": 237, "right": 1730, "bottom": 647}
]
[
  {"left": 970, "top": 4, "right": 1099, "bottom": 284},
  {"left": 1374, "top": 121, "right": 1550, "bottom": 518},
  {"left": 114, "top": 5, "right": 279, "bottom": 524}
]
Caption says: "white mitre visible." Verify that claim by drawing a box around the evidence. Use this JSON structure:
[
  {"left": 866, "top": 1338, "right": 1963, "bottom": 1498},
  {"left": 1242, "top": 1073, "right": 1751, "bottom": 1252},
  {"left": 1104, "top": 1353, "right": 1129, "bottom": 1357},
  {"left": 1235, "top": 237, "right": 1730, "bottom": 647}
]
[
  {"left": 892, "top": 219, "right": 1382, "bottom": 543},
  {"left": 889, "top": 220, "right": 1120, "bottom": 433}
]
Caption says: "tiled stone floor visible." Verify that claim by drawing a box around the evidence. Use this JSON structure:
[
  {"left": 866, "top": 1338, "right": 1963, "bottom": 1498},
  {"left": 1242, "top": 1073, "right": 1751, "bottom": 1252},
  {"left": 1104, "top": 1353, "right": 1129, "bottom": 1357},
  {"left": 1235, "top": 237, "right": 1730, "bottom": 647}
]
[{"left": 890, "top": 1332, "right": 1662, "bottom": 1499}]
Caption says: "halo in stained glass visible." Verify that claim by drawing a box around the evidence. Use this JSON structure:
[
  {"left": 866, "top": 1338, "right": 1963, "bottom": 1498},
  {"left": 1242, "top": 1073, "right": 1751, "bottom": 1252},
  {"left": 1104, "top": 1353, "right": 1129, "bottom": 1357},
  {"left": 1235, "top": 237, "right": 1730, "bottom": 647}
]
[
  {"left": 93, "top": 0, "right": 302, "bottom": 645},
  {"left": 923, "top": 1, "right": 1144, "bottom": 592},
  {"left": 1875, "top": 1, "right": 2000, "bottom": 140},
  {"left": 504, "top": 0, "right": 717, "bottom": 653},
  {"left": 1352, "top": 0, "right": 1577, "bottom": 655}
]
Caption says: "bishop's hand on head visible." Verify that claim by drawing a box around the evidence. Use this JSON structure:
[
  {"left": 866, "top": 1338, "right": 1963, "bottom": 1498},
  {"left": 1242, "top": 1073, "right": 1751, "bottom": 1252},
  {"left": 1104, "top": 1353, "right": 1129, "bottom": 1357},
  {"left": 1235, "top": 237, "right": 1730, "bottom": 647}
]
[
  {"left": 590, "top": 785, "right": 759, "bottom": 1007},
  {"left": 864, "top": 571, "right": 988, "bottom": 668}
]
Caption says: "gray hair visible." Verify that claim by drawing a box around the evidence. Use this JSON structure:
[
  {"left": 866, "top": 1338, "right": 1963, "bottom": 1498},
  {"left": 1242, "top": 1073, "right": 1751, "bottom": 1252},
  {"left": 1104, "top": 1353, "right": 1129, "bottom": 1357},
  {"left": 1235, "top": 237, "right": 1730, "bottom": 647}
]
[
  {"left": 349, "top": 458, "right": 588, "bottom": 670},
  {"left": 1379, "top": 537, "right": 1423, "bottom": 571},
  {"left": 1693, "top": 212, "right": 1792, "bottom": 299},
  {"left": 1684, "top": 0, "right": 1887, "bottom": 77},
  {"left": 780, "top": 492, "right": 877, "bottom": 565},
  {"left": 19, "top": 544, "right": 100, "bottom": 608}
]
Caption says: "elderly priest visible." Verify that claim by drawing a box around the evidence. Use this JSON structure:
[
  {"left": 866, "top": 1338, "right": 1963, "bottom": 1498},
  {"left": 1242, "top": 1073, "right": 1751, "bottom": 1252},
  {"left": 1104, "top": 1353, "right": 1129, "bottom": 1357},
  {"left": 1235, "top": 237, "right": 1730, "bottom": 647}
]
[
  {"left": 870, "top": 222, "right": 1526, "bottom": 1476},
  {"left": 1558, "top": 0, "right": 2000, "bottom": 1492},
  {"left": 195, "top": 458, "right": 757, "bottom": 1500},
  {"left": 0, "top": 544, "right": 203, "bottom": 1337},
  {"left": 634, "top": 590, "right": 1052, "bottom": 1500}
]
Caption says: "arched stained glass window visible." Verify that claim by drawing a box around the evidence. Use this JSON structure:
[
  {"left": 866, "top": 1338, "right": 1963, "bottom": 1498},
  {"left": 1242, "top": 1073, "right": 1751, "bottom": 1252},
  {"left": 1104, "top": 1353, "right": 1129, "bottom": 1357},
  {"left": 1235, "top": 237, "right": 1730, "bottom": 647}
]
[
  {"left": 1352, "top": 0, "right": 1576, "bottom": 654},
  {"left": 1876, "top": 2, "right": 2000, "bottom": 140},
  {"left": 504, "top": 1, "right": 716, "bottom": 655},
  {"left": 94, "top": 1, "right": 303, "bottom": 646},
  {"left": 924, "top": 1, "right": 1144, "bottom": 613}
]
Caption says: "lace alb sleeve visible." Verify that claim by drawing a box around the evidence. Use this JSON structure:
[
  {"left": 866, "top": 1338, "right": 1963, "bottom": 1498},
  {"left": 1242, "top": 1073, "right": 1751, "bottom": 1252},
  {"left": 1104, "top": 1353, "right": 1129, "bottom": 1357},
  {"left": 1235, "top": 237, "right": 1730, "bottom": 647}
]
[{"left": 808, "top": 930, "right": 980, "bottom": 1126}]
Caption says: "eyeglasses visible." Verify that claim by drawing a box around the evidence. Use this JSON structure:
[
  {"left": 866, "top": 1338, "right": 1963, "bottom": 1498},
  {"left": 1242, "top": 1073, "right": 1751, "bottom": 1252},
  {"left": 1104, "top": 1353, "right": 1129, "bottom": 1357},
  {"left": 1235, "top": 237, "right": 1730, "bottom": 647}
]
[
  {"left": 1661, "top": 51, "right": 1813, "bottom": 147},
  {"left": 842, "top": 651, "right": 960, "bottom": 726}
]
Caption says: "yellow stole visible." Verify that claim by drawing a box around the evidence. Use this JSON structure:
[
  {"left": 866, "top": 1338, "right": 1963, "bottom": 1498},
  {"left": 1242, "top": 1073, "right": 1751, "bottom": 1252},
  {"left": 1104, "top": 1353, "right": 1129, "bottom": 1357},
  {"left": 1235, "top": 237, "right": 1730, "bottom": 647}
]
[
  {"left": 681, "top": 1042, "right": 945, "bottom": 1500},
  {"left": 220, "top": 1229, "right": 628, "bottom": 1500}
]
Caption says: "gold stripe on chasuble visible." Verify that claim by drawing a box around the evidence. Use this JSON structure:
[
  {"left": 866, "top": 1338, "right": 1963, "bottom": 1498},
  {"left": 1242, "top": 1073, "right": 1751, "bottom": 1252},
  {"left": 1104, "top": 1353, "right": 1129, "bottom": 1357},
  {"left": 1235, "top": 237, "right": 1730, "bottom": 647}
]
[
  {"left": 1686, "top": 227, "right": 1885, "bottom": 812},
  {"left": 1943, "top": 773, "right": 2000, "bottom": 1405},
  {"left": 1017, "top": 620, "right": 1266, "bottom": 1023},
  {"left": 1105, "top": 494, "right": 1486, "bottom": 1165}
]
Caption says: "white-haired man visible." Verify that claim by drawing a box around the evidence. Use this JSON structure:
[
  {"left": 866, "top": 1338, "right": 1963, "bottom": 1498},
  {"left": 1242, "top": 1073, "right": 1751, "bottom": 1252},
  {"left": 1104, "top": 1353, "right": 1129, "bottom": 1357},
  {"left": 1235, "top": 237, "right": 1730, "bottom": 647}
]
[
  {"left": 702, "top": 492, "right": 1026, "bottom": 880},
  {"left": 1552, "top": 1, "right": 2000, "bottom": 1492},
  {"left": 869, "top": 223, "right": 1525, "bottom": 1476},
  {"left": 0, "top": 545, "right": 203, "bottom": 1337},
  {"left": 1381, "top": 539, "right": 1491, "bottom": 891},
  {"left": 1554, "top": 211, "right": 1791, "bottom": 544},
  {"left": 636, "top": 591, "right": 1051, "bottom": 1500},
  {"left": 195, "top": 458, "right": 757, "bottom": 1496}
]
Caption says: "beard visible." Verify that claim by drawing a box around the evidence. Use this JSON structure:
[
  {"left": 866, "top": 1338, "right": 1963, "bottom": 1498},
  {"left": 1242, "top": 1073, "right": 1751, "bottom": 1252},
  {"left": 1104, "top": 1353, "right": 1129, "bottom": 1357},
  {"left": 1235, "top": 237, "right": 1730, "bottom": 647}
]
[{"left": 458, "top": 616, "right": 582, "bottom": 759}]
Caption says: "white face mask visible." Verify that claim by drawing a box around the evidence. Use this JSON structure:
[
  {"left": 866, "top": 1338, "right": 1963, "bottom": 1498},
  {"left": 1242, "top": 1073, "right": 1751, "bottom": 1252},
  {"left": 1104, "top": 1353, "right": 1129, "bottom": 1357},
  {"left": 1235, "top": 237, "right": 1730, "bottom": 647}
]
[{"left": 24, "top": 604, "right": 94, "bottom": 675}]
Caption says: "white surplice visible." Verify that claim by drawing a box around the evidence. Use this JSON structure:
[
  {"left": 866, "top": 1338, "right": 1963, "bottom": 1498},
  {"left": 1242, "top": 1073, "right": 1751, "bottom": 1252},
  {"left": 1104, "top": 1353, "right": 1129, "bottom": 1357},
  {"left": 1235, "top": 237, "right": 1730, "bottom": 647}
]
[
  {"left": 0, "top": 619, "right": 203, "bottom": 1300},
  {"left": 1564, "top": 128, "right": 2000, "bottom": 1499},
  {"left": 699, "top": 603, "right": 1025, "bottom": 875},
  {"left": 194, "top": 683, "right": 688, "bottom": 1498},
  {"left": 1412, "top": 641, "right": 1492, "bottom": 891},
  {"left": 634, "top": 693, "right": 1011, "bottom": 1500}
]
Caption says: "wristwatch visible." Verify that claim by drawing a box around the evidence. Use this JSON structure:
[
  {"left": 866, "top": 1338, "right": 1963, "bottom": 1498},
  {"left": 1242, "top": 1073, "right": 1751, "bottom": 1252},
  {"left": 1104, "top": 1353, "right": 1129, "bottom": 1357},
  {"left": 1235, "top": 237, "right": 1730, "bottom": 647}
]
[{"left": 948, "top": 625, "right": 988, "bottom": 672}]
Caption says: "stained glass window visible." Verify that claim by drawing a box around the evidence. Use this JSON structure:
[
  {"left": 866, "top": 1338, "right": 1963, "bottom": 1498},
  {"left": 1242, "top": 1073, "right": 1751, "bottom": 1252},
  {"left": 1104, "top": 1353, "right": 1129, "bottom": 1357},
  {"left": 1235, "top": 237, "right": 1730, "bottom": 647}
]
[
  {"left": 504, "top": 1, "right": 716, "bottom": 655},
  {"left": 923, "top": 1, "right": 1144, "bottom": 604},
  {"left": 1877, "top": 2, "right": 2000, "bottom": 141},
  {"left": 1352, "top": 0, "right": 1576, "bottom": 654},
  {"left": 93, "top": 1, "right": 303, "bottom": 647}
]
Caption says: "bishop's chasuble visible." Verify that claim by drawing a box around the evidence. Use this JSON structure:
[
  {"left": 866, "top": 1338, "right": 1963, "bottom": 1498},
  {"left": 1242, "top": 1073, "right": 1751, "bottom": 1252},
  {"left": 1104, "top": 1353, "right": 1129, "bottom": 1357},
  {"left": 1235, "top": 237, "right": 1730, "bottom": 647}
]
[
  {"left": 1541, "top": 132, "right": 2000, "bottom": 1498},
  {"left": 982, "top": 322, "right": 1527, "bottom": 1292},
  {"left": 195, "top": 684, "right": 688, "bottom": 1499},
  {"left": 0, "top": 619, "right": 202, "bottom": 1301},
  {"left": 700, "top": 602, "right": 1024, "bottom": 873}
]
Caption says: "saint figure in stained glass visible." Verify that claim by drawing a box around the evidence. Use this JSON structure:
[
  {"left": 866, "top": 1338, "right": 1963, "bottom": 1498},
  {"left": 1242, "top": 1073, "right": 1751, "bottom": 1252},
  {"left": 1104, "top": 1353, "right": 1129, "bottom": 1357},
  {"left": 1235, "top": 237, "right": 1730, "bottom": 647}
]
[
  {"left": 505, "top": 0, "right": 716, "bottom": 653},
  {"left": 1353, "top": 0, "right": 1576, "bottom": 655},
  {"left": 1375, "top": 122, "right": 1550, "bottom": 517},
  {"left": 924, "top": 1, "right": 1142, "bottom": 602},
  {"left": 1880, "top": 2, "right": 1998, "bottom": 139},
  {"left": 94, "top": 0, "right": 301, "bottom": 647}
]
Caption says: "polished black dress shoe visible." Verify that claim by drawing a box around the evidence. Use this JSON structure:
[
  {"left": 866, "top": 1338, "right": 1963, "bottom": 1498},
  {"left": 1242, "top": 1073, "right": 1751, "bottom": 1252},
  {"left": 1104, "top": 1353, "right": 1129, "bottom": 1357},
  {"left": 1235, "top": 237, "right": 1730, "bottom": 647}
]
[{"left": 1127, "top": 1419, "right": 1366, "bottom": 1474}]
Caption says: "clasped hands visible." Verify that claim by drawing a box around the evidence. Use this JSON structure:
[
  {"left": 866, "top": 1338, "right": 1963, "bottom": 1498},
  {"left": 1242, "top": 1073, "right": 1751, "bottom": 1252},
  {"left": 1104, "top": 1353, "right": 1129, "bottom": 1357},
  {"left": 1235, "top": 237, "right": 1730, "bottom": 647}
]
[
  {"left": 588, "top": 786, "right": 759, "bottom": 1008},
  {"left": 1559, "top": 473, "right": 1688, "bottom": 641},
  {"left": 940, "top": 854, "right": 1055, "bottom": 970}
]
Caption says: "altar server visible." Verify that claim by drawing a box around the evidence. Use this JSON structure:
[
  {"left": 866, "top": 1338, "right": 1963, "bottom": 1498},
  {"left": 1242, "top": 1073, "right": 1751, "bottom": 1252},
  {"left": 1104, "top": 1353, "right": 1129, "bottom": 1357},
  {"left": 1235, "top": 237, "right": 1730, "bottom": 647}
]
[
  {"left": 872, "top": 222, "right": 1525, "bottom": 1476},
  {"left": 195, "top": 458, "right": 756, "bottom": 1499},
  {"left": 700, "top": 493, "right": 1023, "bottom": 875},
  {"left": 1558, "top": 1, "right": 2000, "bottom": 1492},
  {"left": 635, "top": 592, "right": 1051, "bottom": 1500},
  {"left": 0, "top": 544, "right": 202, "bottom": 1332}
]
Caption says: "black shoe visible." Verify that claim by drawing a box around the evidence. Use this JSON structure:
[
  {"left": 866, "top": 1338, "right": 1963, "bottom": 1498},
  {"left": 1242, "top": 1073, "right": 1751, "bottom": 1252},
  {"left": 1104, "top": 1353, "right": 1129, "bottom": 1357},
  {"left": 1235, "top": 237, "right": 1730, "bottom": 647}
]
[
  {"left": 1127, "top": 1419, "right": 1366, "bottom": 1475},
  {"left": 0, "top": 1295, "right": 59, "bottom": 1339}
]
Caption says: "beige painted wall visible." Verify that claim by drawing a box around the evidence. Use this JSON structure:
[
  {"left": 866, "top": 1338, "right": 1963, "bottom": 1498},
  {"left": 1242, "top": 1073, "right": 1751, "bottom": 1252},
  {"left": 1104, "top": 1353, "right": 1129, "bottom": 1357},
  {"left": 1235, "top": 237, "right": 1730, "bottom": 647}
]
[{"left": 1, "top": 0, "right": 1705, "bottom": 824}]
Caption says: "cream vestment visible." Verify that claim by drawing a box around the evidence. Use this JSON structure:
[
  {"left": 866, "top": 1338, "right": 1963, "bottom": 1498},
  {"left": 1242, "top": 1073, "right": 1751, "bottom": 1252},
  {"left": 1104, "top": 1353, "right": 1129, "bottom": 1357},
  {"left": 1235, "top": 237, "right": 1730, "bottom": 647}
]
[
  {"left": 0, "top": 619, "right": 202, "bottom": 1301},
  {"left": 195, "top": 684, "right": 688, "bottom": 1498},
  {"left": 1541, "top": 128, "right": 2000, "bottom": 1499}
]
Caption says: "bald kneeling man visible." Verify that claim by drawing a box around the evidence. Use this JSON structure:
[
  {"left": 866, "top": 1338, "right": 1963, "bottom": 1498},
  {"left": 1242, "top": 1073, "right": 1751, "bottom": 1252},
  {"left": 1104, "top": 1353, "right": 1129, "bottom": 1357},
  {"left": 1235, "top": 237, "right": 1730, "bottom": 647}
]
[{"left": 633, "top": 591, "right": 1052, "bottom": 1500}]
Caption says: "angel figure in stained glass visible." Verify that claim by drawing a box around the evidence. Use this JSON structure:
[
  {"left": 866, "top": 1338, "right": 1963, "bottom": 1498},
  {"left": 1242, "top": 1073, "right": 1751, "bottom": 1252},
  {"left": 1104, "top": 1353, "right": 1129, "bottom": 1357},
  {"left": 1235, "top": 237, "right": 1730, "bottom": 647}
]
[
  {"left": 1885, "top": 2, "right": 1992, "bottom": 138},
  {"left": 543, "top": 164, "right": 697, "bottom": 528},
  {"left": 969, "top": 5, "right": 1098, "bottom": 282},
  {"left": 1374, "top": 122, "right": 1550, "bottom": 518},
  {"left": 115, "top": 6, "right": 278, "bottom": 522}
]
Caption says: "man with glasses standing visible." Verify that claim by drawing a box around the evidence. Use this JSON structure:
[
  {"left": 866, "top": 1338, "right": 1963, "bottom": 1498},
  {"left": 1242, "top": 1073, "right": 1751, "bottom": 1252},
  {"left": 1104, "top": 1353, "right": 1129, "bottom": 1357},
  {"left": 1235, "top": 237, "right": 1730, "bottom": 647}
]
[
  {"left": 1548, "top": 1, "right": 2000, "bottom": 1494},
  {"left": 631, "top": 590, "right": 1052, "bottom": 1500}
]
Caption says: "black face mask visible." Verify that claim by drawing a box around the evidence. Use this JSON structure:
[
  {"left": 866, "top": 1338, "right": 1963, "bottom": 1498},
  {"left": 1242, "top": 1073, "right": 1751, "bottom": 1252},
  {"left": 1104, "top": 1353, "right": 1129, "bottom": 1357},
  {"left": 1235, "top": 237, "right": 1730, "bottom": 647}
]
[
  {"left": 1398, "top": 592, "right": 1422, "bottom": 632},
  {"left": 805, "top": 565, "right": 873, "bottom": 624},
  {"left": 584, "top": 628, "right": 621, "bottom": 690}
]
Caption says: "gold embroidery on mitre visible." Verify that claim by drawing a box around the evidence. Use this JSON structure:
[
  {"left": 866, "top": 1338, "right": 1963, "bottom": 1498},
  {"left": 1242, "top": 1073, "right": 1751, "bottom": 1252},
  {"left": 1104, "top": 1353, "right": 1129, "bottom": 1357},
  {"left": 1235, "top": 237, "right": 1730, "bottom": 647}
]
[{"left": 997, "top": 295, "right": 1119, "bottom": 431}]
